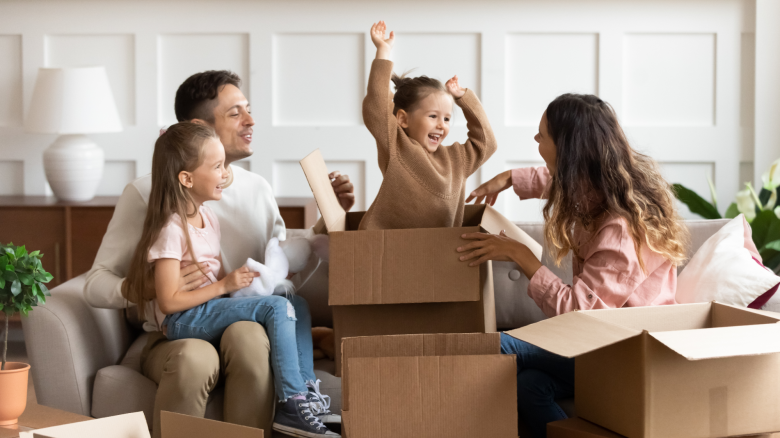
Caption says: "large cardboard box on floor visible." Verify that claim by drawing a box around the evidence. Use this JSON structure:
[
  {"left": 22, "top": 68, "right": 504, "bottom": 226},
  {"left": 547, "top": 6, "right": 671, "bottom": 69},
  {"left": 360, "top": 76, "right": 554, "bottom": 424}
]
[
  {"left": 300, "top": 149, "right": 542, "bottom": 376},
  {"left": 548, "top": 417, "right": 780, "bottom": 438},
  {"left": 22, "top": 411, "right": 263, "bottom": 438},
  {"left": 507, "top": 302, "right": 780, "bottom": 438},
  {"left": 340, "top": 333, "right": 518, "bottom": 438}
]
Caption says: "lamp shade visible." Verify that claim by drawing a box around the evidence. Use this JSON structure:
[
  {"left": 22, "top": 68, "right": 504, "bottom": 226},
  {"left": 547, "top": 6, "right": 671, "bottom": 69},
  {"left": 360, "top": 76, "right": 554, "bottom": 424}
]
[{"left": 25, "top": 66, "right": 122, "bottom": 134}]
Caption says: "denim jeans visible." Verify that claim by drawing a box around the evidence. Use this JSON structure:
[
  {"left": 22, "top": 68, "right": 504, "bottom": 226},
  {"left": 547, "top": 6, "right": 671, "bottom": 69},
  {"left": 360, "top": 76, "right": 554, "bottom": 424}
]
[
  {"left": 164, "top": 294, "right": 316, "bottom": 401},
  {"left": 500, "top": 333, "right": 575, "bottom": 438}
]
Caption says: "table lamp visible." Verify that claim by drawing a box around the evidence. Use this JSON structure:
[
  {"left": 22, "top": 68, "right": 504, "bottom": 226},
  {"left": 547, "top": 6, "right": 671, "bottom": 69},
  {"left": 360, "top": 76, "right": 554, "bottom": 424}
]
[{"left": 25, "top": 66, "right": 122, "bottom": 202}]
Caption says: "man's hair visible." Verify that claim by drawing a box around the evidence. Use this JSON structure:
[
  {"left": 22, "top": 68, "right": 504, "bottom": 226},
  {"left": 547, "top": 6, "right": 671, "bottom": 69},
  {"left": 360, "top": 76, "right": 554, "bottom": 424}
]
[{"left": 174, "top": 70, "right": 242, "bottom": 122}]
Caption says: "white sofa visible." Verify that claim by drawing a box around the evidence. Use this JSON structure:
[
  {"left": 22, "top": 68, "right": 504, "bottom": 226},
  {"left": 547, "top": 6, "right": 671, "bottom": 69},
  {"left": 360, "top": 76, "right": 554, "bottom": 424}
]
[{"left": 21, "top": 219, "right": 732, "bottom": 436}]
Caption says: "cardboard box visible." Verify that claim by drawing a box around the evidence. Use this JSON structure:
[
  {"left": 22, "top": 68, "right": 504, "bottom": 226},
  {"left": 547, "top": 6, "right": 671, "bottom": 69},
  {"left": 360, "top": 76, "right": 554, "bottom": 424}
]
[
  {"left": 21, "top": 411, "right": 262, "bottom": 438},
  {"left": 340, "top": 333, "right": 518, "bottom": 438},
  {"left": 506, "top": 302, "right": 780, "bottom": 438},
  {"left": 300, "top": 149, "right": 542, "bottom": 375},
  {"left": 548, "top": 418, "right": 780, "bottom": 438}
]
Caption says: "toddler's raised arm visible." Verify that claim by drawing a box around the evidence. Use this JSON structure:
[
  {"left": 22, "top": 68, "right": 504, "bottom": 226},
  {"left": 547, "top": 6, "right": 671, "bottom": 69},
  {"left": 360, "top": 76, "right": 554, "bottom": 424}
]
[
  {"left": 447, "top": 76, "right": 497, "bottom": 176},
  {"left": 363, "top": 21, "right": 396, "bottom": 172}
]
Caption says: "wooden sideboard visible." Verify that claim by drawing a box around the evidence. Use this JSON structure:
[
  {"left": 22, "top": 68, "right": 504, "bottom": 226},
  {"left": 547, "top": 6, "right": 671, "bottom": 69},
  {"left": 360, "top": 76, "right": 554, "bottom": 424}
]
[{"left": 0, "top": 196, "right": 318, "bottom": 288}]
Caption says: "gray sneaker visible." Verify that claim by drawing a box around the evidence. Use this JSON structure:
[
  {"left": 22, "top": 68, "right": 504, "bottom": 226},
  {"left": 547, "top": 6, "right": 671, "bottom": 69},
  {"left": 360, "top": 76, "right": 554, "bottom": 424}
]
[
  {"left": 272, "top": 398, "right": 339, "bottom": 437},
  {"left": 306, "top": 379, "right": 341, "bottom": 424}
]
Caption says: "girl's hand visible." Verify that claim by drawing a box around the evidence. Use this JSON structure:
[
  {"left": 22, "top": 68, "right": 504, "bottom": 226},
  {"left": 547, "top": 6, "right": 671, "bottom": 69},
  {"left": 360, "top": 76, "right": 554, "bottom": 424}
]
[
  {"left": 446, "top": 75, "right": 466, "bottom": 98},
  {"left": 224, "top": 266, "right": 259, "bottom": 293},
  {"left": 457, "top": 231, "right": 542, "bottom": 278},
  {"left": 370, "top": 21, "right": 394, "bottom": 59},
  {"left": 466, "top": 170, "right": 513, "bottom": 206}
]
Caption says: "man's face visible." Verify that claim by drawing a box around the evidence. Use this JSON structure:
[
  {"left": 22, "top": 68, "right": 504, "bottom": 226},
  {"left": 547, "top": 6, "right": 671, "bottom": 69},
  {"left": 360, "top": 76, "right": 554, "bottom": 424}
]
[{"left": 210, "top": 84, "right": 254, "bottom": 164}]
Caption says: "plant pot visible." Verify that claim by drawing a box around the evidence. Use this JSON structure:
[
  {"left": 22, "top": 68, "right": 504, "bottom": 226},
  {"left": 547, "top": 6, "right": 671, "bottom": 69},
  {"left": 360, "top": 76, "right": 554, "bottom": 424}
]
[{"left": 0, "top": 362, "right": 30, "bottom": 425}]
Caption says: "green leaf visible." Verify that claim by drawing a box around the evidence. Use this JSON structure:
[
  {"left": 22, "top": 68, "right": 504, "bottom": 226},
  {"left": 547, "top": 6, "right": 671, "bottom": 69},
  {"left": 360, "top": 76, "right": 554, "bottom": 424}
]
[
  {"left": 29, "top": 250, "right": 40, "bottom": 258},
  {"left": 10, "top": 280, "right": 21, "bottom": 296},
  {"left": 0, "top": 276, "right": 4, "bottom": 289},
  {"left": 3, "top": 270, "right": 17, "bottom": 282},
  {"left": 15, "top": 245, "right": 26, "bottom": 258},
  {"left": 760, "top": 187, "right": 774, "bottom": 206},
  {"left": 764, "top": 240, "right": 780, "bottom": 252},
  {"left": 751, "top": 210, "right": 778, "bottom": 249},
  {"left": 0, "top": 303, "right": 3, "bottom": 312},
  {"left": 43, "top": 272, "right": 53, "bottom": 282},
  {"left": 40, "top": 283, "right": 49, "bottom": 296},
  {"left": 673, "top": 184, "right": 722, "bottom": 219},
  {"left": 17, "top": 272, "right": 33, "bottom": 286},
  {"left": 31, "top": 283, "right": 39, "bottom": 296},
  {"left": 724, "top": 202, "right": 740, "bottom": 219},
  {"left": 0, "top": 255, "right": 6, "bottom": 268}
]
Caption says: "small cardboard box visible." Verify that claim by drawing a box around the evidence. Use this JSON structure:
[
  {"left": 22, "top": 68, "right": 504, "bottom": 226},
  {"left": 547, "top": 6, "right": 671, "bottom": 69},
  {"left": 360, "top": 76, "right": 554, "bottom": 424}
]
[
  {"left": 22, "top": 411, "right": 263, "bottom": 438},
  {"left": 506, "top": 302, "right": 780, "bottom": 438},
  {"left": 300, "top": 149, "right": 542, "bottom": 375},
  {"left": 340, "top": 333, "right": 518, "bottom": 438},
  {"left": 548, "top": 417, "right": 780, "bottom": 438}
]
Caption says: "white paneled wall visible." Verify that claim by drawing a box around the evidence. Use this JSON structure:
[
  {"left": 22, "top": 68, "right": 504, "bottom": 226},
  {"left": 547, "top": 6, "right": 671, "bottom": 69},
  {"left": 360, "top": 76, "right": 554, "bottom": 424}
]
[{"left": 0, "top": 0, "right": 761, "bottom": 222}]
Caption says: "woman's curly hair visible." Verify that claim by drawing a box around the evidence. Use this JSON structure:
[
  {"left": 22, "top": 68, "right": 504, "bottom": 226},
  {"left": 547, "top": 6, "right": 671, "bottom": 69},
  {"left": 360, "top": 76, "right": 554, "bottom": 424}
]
[{"left": 542, "top": 93, "right": 690, "bottom": 271}]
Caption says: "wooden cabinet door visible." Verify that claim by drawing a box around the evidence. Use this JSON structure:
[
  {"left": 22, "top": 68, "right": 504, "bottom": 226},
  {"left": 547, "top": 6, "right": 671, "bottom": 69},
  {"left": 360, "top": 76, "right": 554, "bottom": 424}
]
[{"left": 0, "top": 207, "right": 67, "bottom": 287}]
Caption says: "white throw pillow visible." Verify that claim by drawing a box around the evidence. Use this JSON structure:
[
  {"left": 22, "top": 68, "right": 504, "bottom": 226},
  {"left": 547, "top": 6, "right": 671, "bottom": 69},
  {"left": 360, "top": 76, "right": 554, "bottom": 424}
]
[{"left": 676, "top": 214, "right": 780, "bottom": 306}]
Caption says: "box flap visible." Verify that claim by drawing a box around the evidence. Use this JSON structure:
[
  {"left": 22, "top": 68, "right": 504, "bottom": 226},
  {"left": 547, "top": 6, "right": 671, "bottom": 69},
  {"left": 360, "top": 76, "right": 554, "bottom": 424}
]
[
  {"left": 345, "top": 355, "right": 517, "bottom": 438},
  {"left": 504, "top": 311, "right": 642, "bottom": 358},
  {"left": 299, "top": 149, "right": 346, "bottom": 232},
  {"left": 480, "top": 204, "right": 543, "bottom": 261},
  {"left": 341, "top": 333, "right": 500, "bottom": 410},
  {"left": 649, "top": 323, "right": 780, "bottom": 360},
  {"left": 21, "top": 412, "right": 149, "bottom": 438},
  {"left": 161, "top": 411, "right": 263, "bottom": 438}
]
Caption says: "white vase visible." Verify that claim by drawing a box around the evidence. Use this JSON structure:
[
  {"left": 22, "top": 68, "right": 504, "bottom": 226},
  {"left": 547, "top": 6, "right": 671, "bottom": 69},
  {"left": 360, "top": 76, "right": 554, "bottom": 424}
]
[{"left": 43, "top": 134, "right": 104, "bottom": 202}]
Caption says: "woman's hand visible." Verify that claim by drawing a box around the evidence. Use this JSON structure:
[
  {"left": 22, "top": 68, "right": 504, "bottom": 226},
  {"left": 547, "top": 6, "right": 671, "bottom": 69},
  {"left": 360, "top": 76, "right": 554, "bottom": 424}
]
[
  {"left": 370, "top": 21, "right": 394, "bottom": 59},
  {"left": 445, "top": 75, "right": 466, "bottom": 99},
  {"left": 457, "top": 231, "right": 542, "bottom": 278},
  {"left": 223, "top": 266, "right": 259, "bottom": 293},
  {"left": 465, "top": 170, "right": 513, "bottom": 206}
]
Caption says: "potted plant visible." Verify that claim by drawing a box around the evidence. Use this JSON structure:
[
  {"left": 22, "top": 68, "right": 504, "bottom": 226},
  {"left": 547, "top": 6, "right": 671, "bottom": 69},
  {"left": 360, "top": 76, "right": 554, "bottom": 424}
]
[{"left": 0, "top": 242, "right": 51, "bottom": 425}]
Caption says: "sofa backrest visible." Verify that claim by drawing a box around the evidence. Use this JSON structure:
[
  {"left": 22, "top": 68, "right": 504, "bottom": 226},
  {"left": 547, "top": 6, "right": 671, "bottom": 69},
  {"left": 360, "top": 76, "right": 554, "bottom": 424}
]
[{"left": 298, "top": 219, "right": 733, "bottom": 331}]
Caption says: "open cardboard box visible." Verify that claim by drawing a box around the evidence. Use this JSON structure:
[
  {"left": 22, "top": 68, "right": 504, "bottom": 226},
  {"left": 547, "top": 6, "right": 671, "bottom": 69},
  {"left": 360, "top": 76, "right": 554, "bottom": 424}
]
[
  {"left": 548, "top": 417, "right": 780, "bottom": 438},
  {"left": 507, "top": 302, "right": 780, "bottom": 438},
  {"left": 21, "top": 411, "right": 262, "bottom": 438},
  {"left": 340, "top": 332, "right": 518, "bottom": 438},
  {"left": 300, "top": 149, "right": 542, "bottom": 375}
]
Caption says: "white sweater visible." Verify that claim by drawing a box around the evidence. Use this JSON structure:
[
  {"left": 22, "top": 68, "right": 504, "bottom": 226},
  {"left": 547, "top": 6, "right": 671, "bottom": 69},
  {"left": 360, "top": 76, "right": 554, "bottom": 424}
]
[{"left": 84, "top": 166, "right": 290, "bottom": 331}]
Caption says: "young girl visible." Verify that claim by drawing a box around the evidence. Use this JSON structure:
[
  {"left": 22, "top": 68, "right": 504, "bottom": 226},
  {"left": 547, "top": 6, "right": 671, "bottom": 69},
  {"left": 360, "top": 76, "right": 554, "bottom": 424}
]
[
  {"left": 458, "top": 94, "right": 689, "bottom": 438},
  {"left": 359, "top": 21, "right": 497, "bottom": 230},
  {"left": 123, "top": 122, "right": 339, "bottom": 438}
]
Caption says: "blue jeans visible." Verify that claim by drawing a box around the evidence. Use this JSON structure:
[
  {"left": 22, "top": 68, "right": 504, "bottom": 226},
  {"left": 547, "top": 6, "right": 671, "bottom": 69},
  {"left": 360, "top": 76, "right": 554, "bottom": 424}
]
[
  {"left": 500, "top": 333, "right": 575, "bottom": 438},
  {"left": 164, "top": 295, "right": 316, "bottom": 402}
]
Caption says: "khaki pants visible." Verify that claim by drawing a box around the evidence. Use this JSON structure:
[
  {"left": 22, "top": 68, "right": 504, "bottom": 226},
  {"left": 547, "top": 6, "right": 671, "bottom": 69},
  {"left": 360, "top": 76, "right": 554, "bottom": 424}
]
[{"left": 140, "top": 321, "right": 275, "bottom": 438}]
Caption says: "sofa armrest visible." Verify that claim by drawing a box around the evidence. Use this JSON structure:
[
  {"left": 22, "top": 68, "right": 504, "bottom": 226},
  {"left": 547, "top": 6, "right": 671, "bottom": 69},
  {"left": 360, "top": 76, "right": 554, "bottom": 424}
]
[{"left": 21, "top": 275, "right": 135, "bottom": 416}]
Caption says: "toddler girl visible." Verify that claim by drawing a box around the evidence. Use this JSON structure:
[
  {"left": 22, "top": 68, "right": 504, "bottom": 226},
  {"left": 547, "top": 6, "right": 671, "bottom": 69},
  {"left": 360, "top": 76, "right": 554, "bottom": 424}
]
[
  {"left": 123, "top": 122, "right": 338, "bottom": 437},
  {"left": 359, "top": 21, "right": 497, "bottom": 230}
]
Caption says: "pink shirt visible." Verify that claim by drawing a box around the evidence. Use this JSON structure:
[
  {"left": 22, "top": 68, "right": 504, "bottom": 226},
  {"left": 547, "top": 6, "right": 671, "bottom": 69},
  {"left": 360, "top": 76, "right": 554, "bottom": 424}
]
[
  {"left": 511, "top": 166, "right": 677, "bottom": 317},
  {"left": 148, "top": 205, "right": 222, "bottom": 287}
]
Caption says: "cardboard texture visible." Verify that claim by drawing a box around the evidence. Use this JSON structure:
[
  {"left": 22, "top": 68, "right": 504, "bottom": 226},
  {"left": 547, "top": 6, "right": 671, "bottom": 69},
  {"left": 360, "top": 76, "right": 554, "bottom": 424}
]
[
  {"left": 548, "top": 418, "right": 780, "bottom": 438},
  {"left": 340, "top": 333, "right": 517, "bottom": 438},
  {"left": 300, "top": 149, "right": 539, "bottom": 375},
  {"left": 506, "top": 302, "right": 780, "bottom": 438},
  {"left": 20, "top": 412, "right": 150, "bottom": 438},
  {"left": 160, "top": 411, "right": 263, "bottom": 438}
]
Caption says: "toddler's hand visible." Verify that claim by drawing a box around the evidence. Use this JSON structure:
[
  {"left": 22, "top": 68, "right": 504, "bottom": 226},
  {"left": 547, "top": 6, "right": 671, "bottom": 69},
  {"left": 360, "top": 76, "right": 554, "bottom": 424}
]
[
  {"left": 224, "top": 266, "right": 259, "bottom": 293},
  {"left": 370, "top": 21, "right": 394, "bottom": 56},
  {"left": 446, "top": 75, "right": 466, "bottom": 98}
]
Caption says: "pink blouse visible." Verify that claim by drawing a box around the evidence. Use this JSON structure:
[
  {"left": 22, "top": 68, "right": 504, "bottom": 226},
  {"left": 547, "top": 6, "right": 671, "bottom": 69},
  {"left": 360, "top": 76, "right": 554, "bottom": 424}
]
[{"left": 511, "top": 166, "right": 677, "bottom": 317}]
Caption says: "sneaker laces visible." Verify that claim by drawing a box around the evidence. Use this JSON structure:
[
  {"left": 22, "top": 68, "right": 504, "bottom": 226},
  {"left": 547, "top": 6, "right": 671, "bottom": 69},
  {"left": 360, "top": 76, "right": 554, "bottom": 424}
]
[
  {"left": 306, "top": 379, "right": 332, "bottom": 415},
  {"left": 297, "top": 400, "right": 327, "bottom": 430}
]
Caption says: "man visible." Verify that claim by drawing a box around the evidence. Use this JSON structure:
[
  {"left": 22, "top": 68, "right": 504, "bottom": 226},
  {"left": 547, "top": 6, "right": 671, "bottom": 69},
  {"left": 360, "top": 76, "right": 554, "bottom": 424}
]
[{"left": 84, "top": 70, "right": 354, "bottom": 438}]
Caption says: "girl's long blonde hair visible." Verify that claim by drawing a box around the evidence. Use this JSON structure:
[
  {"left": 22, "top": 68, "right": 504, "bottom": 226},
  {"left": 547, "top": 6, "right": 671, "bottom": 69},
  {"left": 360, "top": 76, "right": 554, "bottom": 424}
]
[
  {"left": 542, "top": 94, "right": 689, "bottom": 271},
  {"left": 122, "top": 122, "right": 219, "bottom": 319}
]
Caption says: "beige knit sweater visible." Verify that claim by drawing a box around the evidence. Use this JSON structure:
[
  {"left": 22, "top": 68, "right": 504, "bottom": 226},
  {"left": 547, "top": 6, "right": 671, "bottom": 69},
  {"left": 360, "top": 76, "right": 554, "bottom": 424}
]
[{"left": 359, "top": 59, "right": 497, "bottom": 230}]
